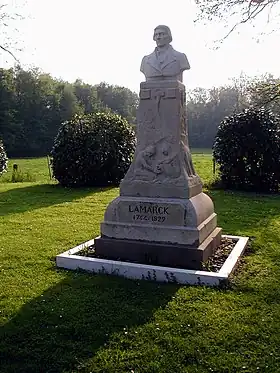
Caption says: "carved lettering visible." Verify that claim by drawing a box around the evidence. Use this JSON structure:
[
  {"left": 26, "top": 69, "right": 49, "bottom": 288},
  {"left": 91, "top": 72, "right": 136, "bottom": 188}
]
[
  {"left": 140, "top": 205, "right": 146, "bottom": 214},
  {"left": 128, "top": 204, "right": 169, "bottom": 215}
]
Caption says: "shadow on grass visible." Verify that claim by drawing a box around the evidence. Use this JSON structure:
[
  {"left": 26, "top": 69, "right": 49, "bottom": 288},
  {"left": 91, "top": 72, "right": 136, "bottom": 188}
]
[
  {"left": 0, "top": 184, "right": 115, "bottom": 216},
  {"left": 0, "top": 272, "right": 178, "bottom": 373}
]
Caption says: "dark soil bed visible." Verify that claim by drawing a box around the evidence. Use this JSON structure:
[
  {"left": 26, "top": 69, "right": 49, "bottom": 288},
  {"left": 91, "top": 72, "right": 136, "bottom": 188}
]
[{"left": 76, "top": 237, "right": 237, "bottom": 272}]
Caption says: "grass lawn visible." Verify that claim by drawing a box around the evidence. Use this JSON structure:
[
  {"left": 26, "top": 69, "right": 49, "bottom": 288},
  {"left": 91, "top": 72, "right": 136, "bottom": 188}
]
[
  {"left": 191, "top": 148, "right": 213, "bottom": 155},
  {"left": 1, "top": 153, "right": 280, "bottom": 373}
]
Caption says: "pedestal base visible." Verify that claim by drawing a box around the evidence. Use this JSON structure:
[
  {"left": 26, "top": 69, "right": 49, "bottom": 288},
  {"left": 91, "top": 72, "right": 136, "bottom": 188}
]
[
  {"left": 101, "top": 193, "right": 217, "bottom": 246},
  {"left": 95, "top": 227, "right": 222, "bottom": 270}
]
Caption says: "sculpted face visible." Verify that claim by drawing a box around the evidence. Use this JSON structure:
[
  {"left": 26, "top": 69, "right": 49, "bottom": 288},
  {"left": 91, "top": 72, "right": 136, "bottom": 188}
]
[
  {"left": 153, "top": 27, "right": 170, "bottom": 47},
  {"left": 145, "top": 145, "right": 155, "bottom": 156}
]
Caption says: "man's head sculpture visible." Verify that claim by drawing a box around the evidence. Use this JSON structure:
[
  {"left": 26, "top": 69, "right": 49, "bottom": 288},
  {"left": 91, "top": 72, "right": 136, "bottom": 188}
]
[{"left": 153, "top": 25, "right": 172, "bottom": 47}]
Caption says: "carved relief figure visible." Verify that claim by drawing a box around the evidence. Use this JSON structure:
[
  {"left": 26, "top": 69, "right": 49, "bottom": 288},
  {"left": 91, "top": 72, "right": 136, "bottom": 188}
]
[
  {"left": 155, "top": 143, "right": 181, "bottom": 181},
  {"left": 140, "top": 25, "right": 190, "bottom": 82},
  {"left": 134, "top": 145, "right": 160, "bottom": 180},
  {"left": 182, "top": 142, "right": 196, "bottom": 177},
  {"left": 132, "top": 138, "right": 181, "bottom": 182}
]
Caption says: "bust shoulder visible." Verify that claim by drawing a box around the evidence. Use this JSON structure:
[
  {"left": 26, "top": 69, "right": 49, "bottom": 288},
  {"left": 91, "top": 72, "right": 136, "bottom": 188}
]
[
  {"left": 170, "top": 48, "right": 187, "bottom": 59},
  {"left": 143, "top": 50, "right": 156, "bottom": 60},
  {"left": 140, "top": 55, "right": 149, "bottom": 73},
  {"left": 171, "top": 48, "right": 190, "bottom": 70}
]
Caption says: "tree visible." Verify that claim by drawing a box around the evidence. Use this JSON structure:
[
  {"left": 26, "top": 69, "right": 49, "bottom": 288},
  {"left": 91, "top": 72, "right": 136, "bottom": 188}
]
[
  {"left": 187, "top": 78, "right": 251, "bottom": 148},
  {"left": 95, "top": 82, "right": 139, "bottom": 124},
  {"left": 10, "top": 67, "right": 65, "bottom": 157},
  {"left": 13, "top": 67, "right": 58, "bottom": 156},
  {"left": 195, "top": 0, "right": 278, "bottom": 39},
  {"left": 0, "top": 68, "right": 18, "bottom": 154},
  {"left": 248, "top": 74, "right": 280, "bottom": 111},
  {"left": 73, "top": 79, "right": 104, "bottom": 114},
  {"left": 0, "top": 3, "right": 23, "bottom": 61},
  {"left": 58, "top": 83, "right": 83, "bottom": 123}
]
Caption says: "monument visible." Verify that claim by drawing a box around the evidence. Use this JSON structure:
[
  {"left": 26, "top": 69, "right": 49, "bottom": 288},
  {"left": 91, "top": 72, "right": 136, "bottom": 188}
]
[{"left": 94, "top": 25, "right": 222, "bottom": 269}]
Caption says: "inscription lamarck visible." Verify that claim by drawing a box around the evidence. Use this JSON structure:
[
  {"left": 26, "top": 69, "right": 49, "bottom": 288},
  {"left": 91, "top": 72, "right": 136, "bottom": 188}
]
[
  {"left": 129, "top": 205, "right": 169, "bottom": 215},
  {"left": 129, "top": 204, "right": 170, "bottom": 223}
]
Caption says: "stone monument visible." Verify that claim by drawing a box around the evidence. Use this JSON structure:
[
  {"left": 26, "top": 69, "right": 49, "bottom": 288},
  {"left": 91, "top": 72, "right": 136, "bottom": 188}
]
[{"left": 95, "top": 25, "right": 221, "bottom": 269}]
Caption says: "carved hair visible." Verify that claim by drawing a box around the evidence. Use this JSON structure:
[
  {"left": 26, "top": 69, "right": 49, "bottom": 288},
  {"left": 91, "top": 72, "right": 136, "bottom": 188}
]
[{"left": 153, "top": 25, "right": 172, "bottom": 43}]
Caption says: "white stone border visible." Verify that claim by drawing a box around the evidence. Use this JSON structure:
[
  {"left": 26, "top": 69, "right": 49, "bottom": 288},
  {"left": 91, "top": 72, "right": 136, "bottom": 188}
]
[{"left": 56, "top": 235, "right": 249, "bottom": 286}]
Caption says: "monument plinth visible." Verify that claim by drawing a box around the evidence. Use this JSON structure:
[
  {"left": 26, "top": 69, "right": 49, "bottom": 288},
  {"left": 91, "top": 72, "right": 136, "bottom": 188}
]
[{"left": 95, "top": 25, "right": 221, "bottom": 269}]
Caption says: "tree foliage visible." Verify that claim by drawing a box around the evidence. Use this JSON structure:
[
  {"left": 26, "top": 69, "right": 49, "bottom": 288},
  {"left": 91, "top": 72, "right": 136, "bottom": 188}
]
[
  {"left": 195, "top": 0, "right": 279, "bottom": 40},
  {"left": 0, "top": 137, "right": 8, "bottom": 175},
  {"left": 0, "top": 66, "right": 138, "bottom": 157},
  {"left": 1, "top": 65, "right": 280, "bottom": 157},
  {"left": 213, "top": 107, "right": 280, "bottom": 192},
  {"left": 0, "top": 3, "right": 23, "bottom": 61},
  {"left": 186, "top": 79, "right": 251, "bottom": 148},
  {"left": 51, "top": 112, "right": 136, "bottom": 187},
  {"left": 248, "top": 74, "right": 280, "bottom": 109}
]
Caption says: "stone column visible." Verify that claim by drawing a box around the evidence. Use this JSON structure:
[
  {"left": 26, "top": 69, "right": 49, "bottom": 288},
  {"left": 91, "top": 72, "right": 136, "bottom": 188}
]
[{"left": 120, "top": 80, "right": 202, "bottom": 198}]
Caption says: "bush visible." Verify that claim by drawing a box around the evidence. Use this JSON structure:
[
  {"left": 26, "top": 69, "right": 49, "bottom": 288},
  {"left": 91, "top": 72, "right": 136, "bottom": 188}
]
[
  {"left": 213, "top": 107, "right": 280, "bottom": 193},
  {"left": 51, "top": 112, "right": 136, "bottom": 187},
  {"left": 0, "top": 139, "right": 8, "bottom": 176}
]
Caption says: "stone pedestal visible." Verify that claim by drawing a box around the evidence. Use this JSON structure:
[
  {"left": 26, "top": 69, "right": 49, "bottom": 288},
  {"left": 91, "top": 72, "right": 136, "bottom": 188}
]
[
  {"left": 95, "top": 80, "right": 221, "bottom": 270},
  {"left": 120, "top": 80, "right": 202, "bottom": 199}
]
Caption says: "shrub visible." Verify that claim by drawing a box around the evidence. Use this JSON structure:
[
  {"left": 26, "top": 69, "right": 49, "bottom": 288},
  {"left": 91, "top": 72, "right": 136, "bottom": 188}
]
[
  {"left": 213, "top": 107, "right": 280, "bottom": 193},
  {"left": 0, "top": 139, "right": 8, "bottom": 176},
  {"left": 51, "top": 112, "right": 136, "bottom": 187}
]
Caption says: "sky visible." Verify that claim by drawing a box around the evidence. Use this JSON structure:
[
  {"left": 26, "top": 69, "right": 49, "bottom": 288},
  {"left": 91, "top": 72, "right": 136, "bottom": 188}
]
[{"left": 1, "top": 0, "right": 280, "bottom": 92}]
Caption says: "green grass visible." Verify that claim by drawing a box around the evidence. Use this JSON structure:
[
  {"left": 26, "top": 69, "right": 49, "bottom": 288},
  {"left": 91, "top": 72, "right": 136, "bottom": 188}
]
[
  {"left": 1, "top": 155, "right": 280, "bottom": 373},
  {"left": 191, "top": 147, "right": 213, "bottom": 155},
  {"left": 0, "top": 156, "right": 52, "bottom": 183}
]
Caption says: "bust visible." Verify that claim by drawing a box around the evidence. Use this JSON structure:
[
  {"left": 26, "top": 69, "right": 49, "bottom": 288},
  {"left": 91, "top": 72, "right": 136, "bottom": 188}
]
[{"left": 140, "top": 25, "right": 190, "bottom": 82}]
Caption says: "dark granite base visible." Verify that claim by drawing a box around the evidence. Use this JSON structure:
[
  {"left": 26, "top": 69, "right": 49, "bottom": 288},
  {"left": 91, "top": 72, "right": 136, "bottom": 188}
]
[{"left": 94, "top": 227, "right": 222, "bottom": 270}]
